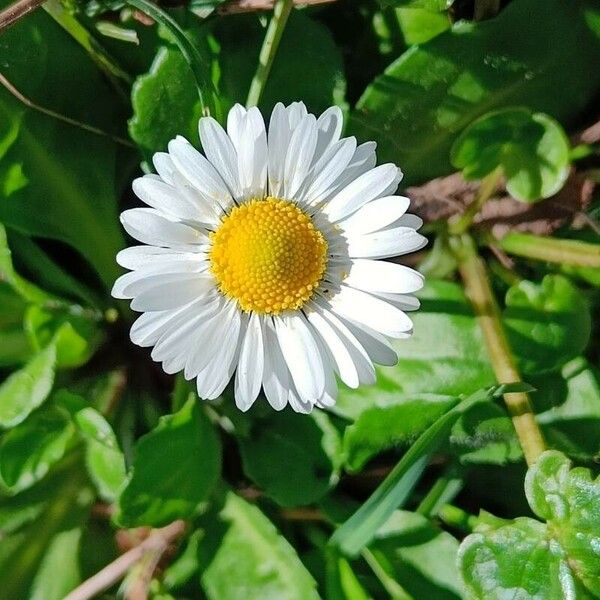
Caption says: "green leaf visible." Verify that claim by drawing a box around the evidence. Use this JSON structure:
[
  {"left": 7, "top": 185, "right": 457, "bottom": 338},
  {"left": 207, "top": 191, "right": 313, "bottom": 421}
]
[
  {"left": 116, "top": 399, "right": 221, "bottom": 526},
  {"left": 73, "top": 406, "right": 126, "bottom": 502},
  {"left": 350, "top": 0, "right": 600, "bottom": 184},
  {"left": 0, "top": 284, "right": 32, "bottom": 367},
  {"left": 382, "top": 0, "right": 452, "bottom": 9},
  {"left": 331, "top": 387, "right": 493, "bottom": 556},
  {"left": 334, "top": 280, "right": 495, "bottom": 421},
  {"left": 504, "top": 275, "right": 591, "bottom": 374},
  {"left": 326, "top": 551, "right": 372, "bottom": 600},
  {"left": 0, "top": 342, "right": 57, "bottom": 429},
  {"left": 129, "top": 45, "right": 206, "bottom": 153},
  {"left": 0, "top": 7, "right": 128, "bottom": 287},
  {"left": 343, "top": 395, "right": 456, "bottom": 472},
  {"left": 451, "top": 108, "right": 570, "bottom": 202},
  {"left": 395, "top": 8, "right": 451, "bottom": 45},
  {"left": 450, "top": 403, "right": 522, "bottom": 465},
  {"left": 0, "top": 405, "right": 74, "bottom": 493},
  {"left": 238, "top": 410, "right": 341, "bottom": 507},
  {"left": 25, "top": 306, "right": 102, "bottom": 369},
  {"left": 201, "top": 493, "right": 321, "bottom": 600},
  {"left": 459, "top": 450, "right": 600, "bottom": 598},
  {"left": 214, "top": 12, "right": 346, "bottom": 115},
  {"left": 371, "top": 510, "right": 461, "bottom": 599},
  {"left": 29, "top": 526, "right": 83, "bottom": 600}
]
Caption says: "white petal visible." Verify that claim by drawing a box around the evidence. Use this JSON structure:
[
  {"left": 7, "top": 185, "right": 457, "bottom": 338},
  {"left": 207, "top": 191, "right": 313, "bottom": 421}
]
[
  {"left": 344, "top": 260, "right": 424, "bottom": 295},
  {"left": 130, "top": 275, "right": 213, "bottom": 311},
  {"left": 116, "top": 246, "right": 203, "bottom": 270},
  {"left": 120, "top": 208, "right": 207, "bottom": 249},
  {"left": 152, "top": 152, "right": 176, "bottom": 185},
  {"left": 326, "top": 285, "right": 413, "bottom": 338},
  {"left": 283, "top": 114, "right": 318, "bottom": 198},
  {"left": 370, "top": 291, "right": 421, "bottom": 312},
  {"left": 314, "top": 106, "right": 343, "bottom": 161},
  {"left": 300, "top": 137, "right": 357, "bottom": 206},
  {"left": 267, "top": 103, "right": 291, "bottom": 198},
  {"left": 151, "top": 307, "right": 209, "bottom": 363},
  {"left": 287, "top": 385, "right": 313, "bottom": 414},
  {"left": 199, "top": 116, "right": 241, "bottom": 199},
  {"left": 183, "top": 297, "right": 231, "bottom": 379},
  {"left": 234, "top": 312, "right": 264, "bottom": 411},
  {"left": 322, "top": 141, "right": 377, "bottom": 199},
  {"left": 262, "top": 319, "right": 289, "bottom": 411},
  {"left": 346, "top": 227, "right": 428, "bottom": 259},
  {"left": 315, "top": 341, "right": 338, "bottom": 408},
  {"left": 305, "top": 308, "right": 359, "bottom": 388},
  {"left": 338, "top": 196, "right": 410, "bottom": 235},
  {"left": 274, "top": 313, "right": 324, "bottom": 404},
  {"left": 130, "top": 301, "right": 197, "bottom": 347},
  {"left": 340, "top": 317, "right": 399, "bottom": 366},
  {"left": 233, "top": 107, "right": 267, "bottom": 200},
  {"left": 133, "top": 176, "right": 201, "bottom": 221},
  {"left": 196, "top": 306, "right": 243, "bottom": 399},
  {"left": 324, "top": 164, "right": 402, "bottom": 222},
  {"left": 168, "top": 137, "right": 233, "bottom": 211},
  {"left": 226, "top": 104, "right": 246, "bottom": 148},
  {"left": 112, "top": 261, "right": 204, "bottom": 299},
  {"left": 311, "top": 297, "right": 375, "bottom": 385}
]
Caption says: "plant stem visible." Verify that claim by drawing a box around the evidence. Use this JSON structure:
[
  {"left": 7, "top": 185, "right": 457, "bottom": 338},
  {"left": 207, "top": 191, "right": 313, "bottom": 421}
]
[
  {"left": 44, "top": 0, "right": 132, "bottom": 88},
  {"left": 448, "top": 169, "right": 501, "bottom": 236},
  {"left": 416, "top": 470, "right": 462, "bottom": 517},
  {"left": 246, "top": 0, "right": 294, "bottom": 108},
  {"left": 451, "top": 233, "right": 546, "bottom": 465},
  {"left": 64, "top": 520, "right": 186, "bottom": 600},
  {"left": 497, "top": 232, "right": 600, "bottom": 268},
  {"left": 0, "top": 0, "right": 43, "bottom": 32},
  {"left": 438, "top": 504, "right": 478, "bottom": 533},
  {"left": 362, "top": 548, "right": 414, "bottom": 600}
]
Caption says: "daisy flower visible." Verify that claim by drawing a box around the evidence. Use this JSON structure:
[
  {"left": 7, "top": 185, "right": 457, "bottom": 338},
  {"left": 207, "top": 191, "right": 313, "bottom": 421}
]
[{"left": 113, "top": 102, "right": 427, "bottom": 413}]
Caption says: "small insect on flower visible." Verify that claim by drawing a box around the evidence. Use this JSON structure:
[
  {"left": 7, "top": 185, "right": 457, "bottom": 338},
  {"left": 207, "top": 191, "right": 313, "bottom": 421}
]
[{"left": 113, "top": 103, "right": 427, "bottom": 412}]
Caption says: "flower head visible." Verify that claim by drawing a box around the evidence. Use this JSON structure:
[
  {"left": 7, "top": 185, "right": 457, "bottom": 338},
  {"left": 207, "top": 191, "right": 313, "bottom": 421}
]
[{"left": 113, "top": 103, "right": 427, "bottom": 412}]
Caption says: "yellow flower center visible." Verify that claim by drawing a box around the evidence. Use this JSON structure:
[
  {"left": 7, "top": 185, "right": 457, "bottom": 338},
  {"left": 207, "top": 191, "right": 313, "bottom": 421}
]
[{"left": 209, "top": 197, "right": 328, "bottom": 314}]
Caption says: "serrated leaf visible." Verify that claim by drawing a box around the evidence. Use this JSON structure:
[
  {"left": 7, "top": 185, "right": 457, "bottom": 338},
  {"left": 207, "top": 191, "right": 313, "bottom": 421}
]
[
  {"left": 201, "top": 493, "right": 321, "bottom": 600},
  {"left": 343, "top": 395, "right": 456, "bottom": 472},
  {"left": 459, "top": 451, "right": 600, "bottom": 599},
  {"left": 238, "top": 410, "right": 341, "bottom": 507},
  {"left": 0, "top": 342, "right": 56, "bottom": 429},
  {"left": 350, "top": 0, "right": 600, "bottom": 184},
  {"left": 0, "top": 405, "right": 74, "bottom": 493},
  {"left": 334, "top": 280, "right": 495, "bottom": 421},
  {"left": 116, "top": 399, "right": 221, "bottom": 527},
  {"left": 504, "top": 275, "right": 591, "bottom": 374}
]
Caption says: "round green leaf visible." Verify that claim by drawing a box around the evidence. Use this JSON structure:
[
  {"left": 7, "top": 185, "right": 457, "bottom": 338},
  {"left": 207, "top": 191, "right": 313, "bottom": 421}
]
[{"left": 451, "top": 108, "right": 570, "bottom": 202}]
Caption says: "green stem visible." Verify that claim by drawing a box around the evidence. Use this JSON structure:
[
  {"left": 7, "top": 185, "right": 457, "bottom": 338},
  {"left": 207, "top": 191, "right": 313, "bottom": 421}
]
[
  {"left": 246, "top": 0, "right": 294, "bottom": 108},
  {"left": 451, "top": 234, "right": 546, "bottom": 465},
  {"left": 43, "top": 0, "right": 132, "bottom": 89},
  {"left": 448, "top": 169, "right": 501, "bottom": 236},
  {"left": 362, "top": 548, "right": 414, "bottom": 600},
  {"left": 438, "top": 504, "right": 478, "bottom": 533},
  {"left": 125, "top": 0, "right": 218, "bottom": 118},
  {"left": 416, "top": 470, "right": 462, "bottom": 517},
  {"left": 497, "top": 232, "right": 600, "bottom": 268}
]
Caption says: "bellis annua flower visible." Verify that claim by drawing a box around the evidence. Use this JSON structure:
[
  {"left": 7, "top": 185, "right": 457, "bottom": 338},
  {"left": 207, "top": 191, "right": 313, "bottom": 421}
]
[{"left": 113, "top": 102, "right": 427, "bottom": 413}]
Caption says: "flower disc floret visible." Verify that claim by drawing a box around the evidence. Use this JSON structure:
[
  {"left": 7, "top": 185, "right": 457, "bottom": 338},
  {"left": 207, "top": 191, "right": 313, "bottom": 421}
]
[{"left": 209, "top": 197, "right": 328, "bottom": 314}]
